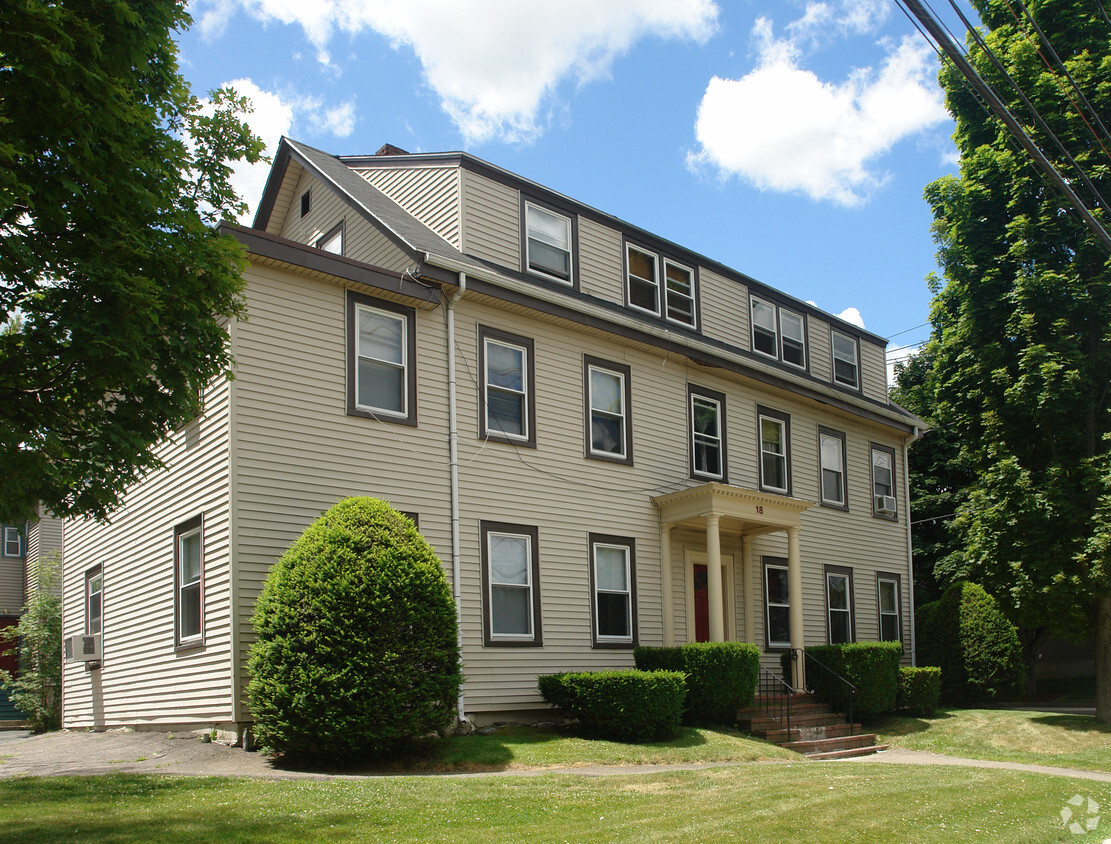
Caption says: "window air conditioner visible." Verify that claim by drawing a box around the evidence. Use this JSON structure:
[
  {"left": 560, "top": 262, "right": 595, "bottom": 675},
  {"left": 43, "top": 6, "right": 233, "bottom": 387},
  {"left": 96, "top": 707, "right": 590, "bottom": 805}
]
[
  {"left": 875, "top": 495, "right": 897, "bottom": 515},
  {"left": 64, "top": 634, "right": 102, "bottom": 662}
]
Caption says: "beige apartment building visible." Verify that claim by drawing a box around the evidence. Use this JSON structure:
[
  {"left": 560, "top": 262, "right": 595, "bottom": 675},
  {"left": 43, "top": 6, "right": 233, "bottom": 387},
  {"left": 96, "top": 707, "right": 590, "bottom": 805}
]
[{"left": 61, "top": 138, "right": 923, "bottom": 734}]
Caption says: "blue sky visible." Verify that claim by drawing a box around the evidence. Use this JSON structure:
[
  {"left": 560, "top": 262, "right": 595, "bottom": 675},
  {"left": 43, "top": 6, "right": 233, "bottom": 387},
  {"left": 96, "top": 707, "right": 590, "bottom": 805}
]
[{"left": 178, "top": 0, "right": 980, "bottom": 370}]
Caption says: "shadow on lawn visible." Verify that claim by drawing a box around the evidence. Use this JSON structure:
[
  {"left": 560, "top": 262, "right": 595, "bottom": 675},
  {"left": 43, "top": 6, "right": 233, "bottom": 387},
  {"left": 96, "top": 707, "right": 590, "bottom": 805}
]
[
  {"left": 869, "top": 711, "right": 955, "bottom": 737},
  {"left": 1029, "top": 713, "right": 1111, "bottom": 733}
]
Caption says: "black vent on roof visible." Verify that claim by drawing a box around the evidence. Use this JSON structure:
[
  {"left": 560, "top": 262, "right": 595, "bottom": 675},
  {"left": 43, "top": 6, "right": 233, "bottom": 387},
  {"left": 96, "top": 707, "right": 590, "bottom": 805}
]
[{"left": 375, "top": 143, "right": 410, "bottom": 156}]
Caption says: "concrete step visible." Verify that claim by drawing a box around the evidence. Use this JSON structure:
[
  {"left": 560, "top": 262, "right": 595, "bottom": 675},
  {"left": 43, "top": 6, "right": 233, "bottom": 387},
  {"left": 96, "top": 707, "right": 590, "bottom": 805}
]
[
  {"left": 806, "top": 743, "right": 889, "bottom": 760},
  {"left": 755, "top": 723, "right": 862, "bottom": 743},
  {"left": 739, "top": 712, "right": 848, "bottom": 731},
  {"left": 781, "top": 733, "right": 877, "bottom": 754}
]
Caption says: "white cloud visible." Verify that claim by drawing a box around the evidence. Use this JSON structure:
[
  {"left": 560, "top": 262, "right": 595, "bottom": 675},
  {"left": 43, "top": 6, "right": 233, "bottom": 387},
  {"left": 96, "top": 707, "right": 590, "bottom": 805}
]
[
  {"left": 203, "top": 78, "right": 356, "bottom": 221},
  {"left": 837, "top": 306, "right": 865, "bottom": 328},
  {"left": 687, "top": 9, "right": 947, "bottom": 206},
  {"left": 194, "top": 0, "right": 719, "bottom": 143}
]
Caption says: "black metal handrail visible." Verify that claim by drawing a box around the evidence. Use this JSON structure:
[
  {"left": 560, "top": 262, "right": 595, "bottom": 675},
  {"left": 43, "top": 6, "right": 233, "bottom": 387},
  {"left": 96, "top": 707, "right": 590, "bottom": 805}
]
[
  {"left": 756, "top": 666, "right": 794, "bottom": 737},
  {"left": 792, "top": 648, "right": 858, "bottom": 735}
]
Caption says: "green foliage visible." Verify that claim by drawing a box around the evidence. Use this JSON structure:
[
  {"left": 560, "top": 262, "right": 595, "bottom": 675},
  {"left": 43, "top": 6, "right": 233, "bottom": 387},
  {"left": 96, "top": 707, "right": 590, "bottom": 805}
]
[
  {"left": 537, "top": 670, "right": 686, "bottom": 742},
  {"left": 920, "top": 0, "right": 1111, "bottom": 716},
  {"left": 679, "top": 642, "right": 761, "bottom": 725},
  {"left": 0, "top": 1, "right": 266, "bottom": 523},
  {"left": 917, "top": 582, "right": 1025, "bottom": 703},
  {"left": 247, "top": 498, "right": 461, "bottom": 762},
  {"left": 802, "top": 643, "right": 902, "bottom": 718},
  {"left": 632, "top": 645, "right": 684, "bottom": 672},
  {"left": 897, "top": 667, "right": 943, "bottom": 717},
  {"left": 0, "top": 557, "right": 62, "bottom": 732}
]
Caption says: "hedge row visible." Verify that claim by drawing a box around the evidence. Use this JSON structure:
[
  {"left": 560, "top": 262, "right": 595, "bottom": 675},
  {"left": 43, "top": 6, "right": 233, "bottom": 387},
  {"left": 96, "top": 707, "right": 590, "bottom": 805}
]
[
  {"left": 786, "top": 642, "right": 902, "bottom": 718},
  {"left": 635, "top": 641, "right": 760, "bottom": 725},
  {"left": 897, "top": 666, "right": 942, "bottom": 716},
  {"left": 537, "top": 670, "right": 686, "bottom": 741}
]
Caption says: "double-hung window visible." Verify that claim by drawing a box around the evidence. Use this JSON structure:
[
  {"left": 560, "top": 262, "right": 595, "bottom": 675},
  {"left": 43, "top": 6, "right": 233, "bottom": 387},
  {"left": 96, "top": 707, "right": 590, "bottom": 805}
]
[
  {"left": 878, "top": 573, "right": 902, "bottom": 643},
  {"left": 751, "top": 297, "right": 778, "bottom": 358},
  {"left": 2, "top": 527, "right": 20, "bottom": 557},
  {"left": 780, "top": 310, "right": 806, "bottom": 368},
  {"left": 626, "top": 245, "right": 660, "bottom": 315},
  {"left": 818, "top": 428, "right": 847, "bottom": 508},
  {"left": 664, "top": 260, "right": 696, "bottom": 327},
  {"left": 316, "top": 221, "right": 344, "bottom": 255},
  {"left": 585, "top": 357, "right": 632, "bottom": 463},
  {"left": 175, "top": 516, "right": 203, "bottom": 648},
  {"left": 832, "top": 330, "right": 859, "bottom": 388},
  {"left": 758, "top": 407, "right": 790, "bottom": 494},
  {"left": 482, "top": 522, "right": 541, "bottom": 646},
  {"left": 626, "top": 244, "right": 697, "bottom": 326},
  {"left": 347, "top": 291, "right": 417, "bottom": 425},
  {"left": 480, "top": 327, "right": 536, "bottom": 447},
  {"left": 871, "top": 445, "right": 897, "bottom": 518},
  {"left": 826, "top": 566, "right": 854, "bottom": 644},
  {"left": 689, "top": 386, "right": 726, "bottom": 481},
  {"left": 85, "top": 567, "right": 103, "bottom": 636},
  {"left": 525, "top": 202, "right": 573, "bottom": 284},
  {"left": 590, "top": 534, "right": 636, "bottom": 646},
  {"left": 764, "top": 560, "right": 790, "bottom": 649},
  {"left": 752, "top": 296, "right": 806, "bottom": 368}
]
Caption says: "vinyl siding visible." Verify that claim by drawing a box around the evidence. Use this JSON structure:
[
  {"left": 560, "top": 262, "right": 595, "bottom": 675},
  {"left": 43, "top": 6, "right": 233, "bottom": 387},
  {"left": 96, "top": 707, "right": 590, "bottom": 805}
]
[
  {"left": 24, "top": 511, "right": 63, "bottom": 598},
  {"left": 808, "top": 317, "right": 833, "bottom": 383},
  {"left": 0, "top": 555, "right": 21, "bottom": 616},
  {"left": 460, "top": 169, "right": 520, "bottom": 269},
  {"left": 263, "top": 161, "right": 304, "bottom": 236},
  {"left": 578, "top": 217, "right": 623, "bottom": 304},
  {"left": 278, "top": 170, "right": 413, "bottom": 273},
  {"left": 356, "top": 165, "right": 462, "bottom": 249},
  {"left": 700, "top": 267, "right": 747, "bottom": 348},
  {"left": 861, "top": 338, "right": 889, "bottom": 402},
  {"left": 61, "top": 379, "right": 234, "bottom": 729}
]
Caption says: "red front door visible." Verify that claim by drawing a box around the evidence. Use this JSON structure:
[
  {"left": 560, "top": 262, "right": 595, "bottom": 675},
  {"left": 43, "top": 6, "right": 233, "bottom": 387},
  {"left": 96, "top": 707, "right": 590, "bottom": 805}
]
[{"left": 693, "top": 565, "right": 709, "bottom": 642}]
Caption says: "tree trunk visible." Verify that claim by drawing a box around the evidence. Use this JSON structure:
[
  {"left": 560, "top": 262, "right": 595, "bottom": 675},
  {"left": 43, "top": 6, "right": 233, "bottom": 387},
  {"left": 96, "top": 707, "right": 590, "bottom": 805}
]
[
  {"left": 1019, "top": 627, "right": 1047, "bottom": 697},
  {"left": 1097, "top": 594, "right": 1111, "bottom": 724}
]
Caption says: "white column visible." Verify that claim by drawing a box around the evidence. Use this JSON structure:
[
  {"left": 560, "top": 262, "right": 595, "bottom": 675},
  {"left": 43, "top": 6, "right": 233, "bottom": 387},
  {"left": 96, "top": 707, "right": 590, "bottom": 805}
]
[
  {"left": 787, "top": 525, "right": 805, "bottom": 688},
  {"left": 742, "top": 534, "right": 755, "bottom": 645},
  {"left": 661, "top": 523, "right": 674, "bottom": 647},
  {"left": 706, "top": 514, "right": 725, "bottom": 642}
]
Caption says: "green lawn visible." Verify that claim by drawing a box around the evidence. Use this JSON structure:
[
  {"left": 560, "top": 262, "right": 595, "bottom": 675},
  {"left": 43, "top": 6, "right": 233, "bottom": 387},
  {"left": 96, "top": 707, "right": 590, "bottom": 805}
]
[
  {"left": 0, "top": 764, "right": 1105, "bottom": 843},
  {"left": 875, "top": 708, "right": 1111, "bottom": 772}
]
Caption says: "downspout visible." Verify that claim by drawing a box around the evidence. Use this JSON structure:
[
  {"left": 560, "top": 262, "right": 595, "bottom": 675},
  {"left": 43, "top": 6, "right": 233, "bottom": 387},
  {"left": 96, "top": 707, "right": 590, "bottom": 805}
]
[
  {"left": 446, "top": 271, "right": 467, "bottom": 723},
  {"left": 904, "top": 429, "right": 918, "bottom": 666}
]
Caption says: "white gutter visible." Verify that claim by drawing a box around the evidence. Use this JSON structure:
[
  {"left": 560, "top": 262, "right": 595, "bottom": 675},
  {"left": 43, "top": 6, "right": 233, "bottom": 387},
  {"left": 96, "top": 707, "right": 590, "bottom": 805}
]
[
  {"left": 904, "top": 430, "right": 919, "bottom": 666},
  {"left": 446, "top": 272, "right": 467, "bottom": 724},
  {"left": 423, "top": 252, "right": 923, "bottom": 433}
]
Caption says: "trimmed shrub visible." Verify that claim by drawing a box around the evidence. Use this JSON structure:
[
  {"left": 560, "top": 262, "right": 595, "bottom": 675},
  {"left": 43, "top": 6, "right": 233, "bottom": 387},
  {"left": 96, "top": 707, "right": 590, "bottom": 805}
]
[
  {"left": 897, "top": 666, "right": 942, "bottom": 717},
  {"left": 247, "top": 497, "right": 461, "bottom": 762},
  {"left": 638, "top": 642, "right": 760, "bottom": 725},
  {"left": 802, "top": 642, "right": 902, "bottom": 718},
  {"left": 538, "top": 670, "right": 686, "bottom": 742},
  {"left": 633, "top": 645, "right": 684, "bottom": 673},
  {"left": 916, "top": 582, "right": 1025, "bottom": 703}
]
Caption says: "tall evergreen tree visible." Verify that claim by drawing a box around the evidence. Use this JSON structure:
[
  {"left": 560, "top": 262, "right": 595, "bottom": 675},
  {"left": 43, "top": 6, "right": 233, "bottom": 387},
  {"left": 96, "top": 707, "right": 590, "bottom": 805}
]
[{"left": 924, "top": 0, "right": 1111, "bottom": 719}]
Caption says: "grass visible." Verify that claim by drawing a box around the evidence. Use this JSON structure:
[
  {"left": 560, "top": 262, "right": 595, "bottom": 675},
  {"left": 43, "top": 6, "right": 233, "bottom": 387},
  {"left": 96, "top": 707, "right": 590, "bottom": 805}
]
[
  {"left": 875, "top": 708, "right": 1111, "bottom": 772},
  {"left": 0, "top": 764, "right": 1104, "bottom": 843}
]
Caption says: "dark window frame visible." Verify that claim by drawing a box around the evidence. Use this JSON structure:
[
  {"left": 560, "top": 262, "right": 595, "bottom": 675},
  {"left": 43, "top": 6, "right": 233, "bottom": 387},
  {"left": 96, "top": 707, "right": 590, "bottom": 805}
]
[
  {"left": 751, "top": 294, "right": 809, "bottom": 372},
  {"left": 478, "top": 325, "right": 537, "bottom": 448},
  {"left": 583, "top": 355, "right": 633, "bottom": 465},
  {"left": 480, "top": 520, "right": 542, "bottom": 647},
  {"left": 757, "top": 405, "right": 792, "bottom": 496},
  {"left": 831, "top": 328, "right": 860, "bottom": 390},
  {"left": 300, "top": 189, "right": 311, "bottom": 217},
  {"left": 877, "top": 571, "right": 903, "bottom": 646},
  {"left": 622, "top": 236, "right": 701, "bottom": 331},
  {"left": 315, "top": 220, "right": 345, "bottom": 255},
  {"left": 817, "top": 426, "right": 848, "bottom": 511},
  {"left": 174, "top": 515, "right": 205, "bottom": 651},
  {"left": 825, "top": 564, "right": 856, "bottom": 645},
  {"left": 521, "top": 197, "right": 579, "bottom": 289},
  {"left": 588, "top": 533, "right": 638, "bottom": 648},
  {"left": 870, "top": 443, "right": 898, "bottom": 521},
  {"left": 688, "top": 385, "right": 728, "bottom": 483},
  {"left": 763, "top": 557, "right": 791, "bottom": 651},
  {"left": 346, "top": 290, "right": 418, "bottom": 426},
  {"left": 779, "top": 308, "right": 808, "bottom": 370}
]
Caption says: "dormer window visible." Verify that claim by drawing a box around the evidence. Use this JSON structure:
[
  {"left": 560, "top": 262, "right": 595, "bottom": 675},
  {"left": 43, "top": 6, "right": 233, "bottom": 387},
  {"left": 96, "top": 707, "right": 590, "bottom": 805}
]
[
  {"left": 525, "top": 202, "right": 572, "bottom": 284},
  {"left": 626, "top": 245, "right": 697, "bottom": 327},
  {"left": 832, "top": 330, "right": 859, "bottom": 389},
  {"left": 752, "top": 296, "right": 806, "bottom": 369},
  {"left": 751, "top": 297, "right": 777, "bottom": 358},
  {"left": 626, "top": 245, "right": 659, "bottom": 315}
]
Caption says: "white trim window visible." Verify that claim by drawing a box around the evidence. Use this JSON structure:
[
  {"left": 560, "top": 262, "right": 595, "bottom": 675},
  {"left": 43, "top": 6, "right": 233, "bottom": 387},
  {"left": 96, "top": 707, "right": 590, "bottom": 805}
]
[
  {"left": 819, "top": 429, "right": 847, "bottom": 507},
  {"left": 759, "top": 411, "right": 789, "bottom": 493},
  {"left": 591, "top": 538, "right": 635, "bottom": 644},
  {"left": 764, "top": 562, "right": 790, "bottom": 649},
  {"left": 751, "top": 296, "right": 778, "bottom": 358},
  {"left": 826, "top": 568, "right": 854, "bottom": 644},
  {"left": 626, "top": 244, "right": 660, "bottom": 315},
  {"left": 588, "top": 364, "right": 627, "bottom": 459},
  {"left": 525, "top": 202, "right": 572, "bottom": 284},
  {"left": 176, "top": 522, "right": 203, "bottom": 646},
  {"left": 2, "top": 526, "right": 20, "bottom": 557},
  {"left": 85, "top": 567, "right": 103, "bottom": 636},
  {"left": 487, "top": 530, "right": 536, "bottom": 640},
  {"left": 316, "top": 222, "right": 343, "bottom": 255},
  {"left": 872, "top": 446, "right": 897, "bottom": 517},
  {"left": 664, "top": 260, "right": 696, "bottom": 327},
  {"left": 484, "top": 337, "right": 529, "bottom": 441},
  {"left": 355, "top": 303, "right": 408, "bottom": 416},
  {"left": 832, "top": 330, "right": 859, "bottom": 388},
  {"left": 780, "top": 310, "right": 806, "bottom": 368},
  {"left": 690, "top": 392, "right": 724, "bottom": 480},
  {"left": 878, "top": 575, "right": 901, "bottom": 642}
]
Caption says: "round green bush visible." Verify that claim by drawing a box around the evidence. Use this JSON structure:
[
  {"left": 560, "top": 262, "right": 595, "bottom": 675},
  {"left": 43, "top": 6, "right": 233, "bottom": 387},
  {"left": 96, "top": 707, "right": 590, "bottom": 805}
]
[
  {"left": 247, "top": 497, "right": 461, "bottom": 761},
  {"left": 897, "top": 666, "right": 942, "bottom": 717}
]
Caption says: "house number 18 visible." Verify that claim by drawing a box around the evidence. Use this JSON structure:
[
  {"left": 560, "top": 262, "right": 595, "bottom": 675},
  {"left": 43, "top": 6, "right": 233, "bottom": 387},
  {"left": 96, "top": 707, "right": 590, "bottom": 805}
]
[{"left": 755, "top": 505, "right": 764, "bottom": 514}]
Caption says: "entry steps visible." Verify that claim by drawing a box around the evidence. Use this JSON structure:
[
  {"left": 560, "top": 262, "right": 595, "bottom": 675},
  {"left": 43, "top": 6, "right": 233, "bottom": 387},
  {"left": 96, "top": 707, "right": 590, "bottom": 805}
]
[{"left": 737, "top": 693, "right": 888, "bottom": 759}]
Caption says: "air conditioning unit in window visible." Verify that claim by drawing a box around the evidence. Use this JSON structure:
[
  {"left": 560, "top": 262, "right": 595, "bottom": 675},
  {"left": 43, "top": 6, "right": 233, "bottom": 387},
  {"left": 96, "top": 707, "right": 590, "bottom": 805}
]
[
  {"left": 64, "top": 634, "right": 102, "bottom": 662},
  {"left": 875, "top": 495, "right": 897, "bottom": 515}
]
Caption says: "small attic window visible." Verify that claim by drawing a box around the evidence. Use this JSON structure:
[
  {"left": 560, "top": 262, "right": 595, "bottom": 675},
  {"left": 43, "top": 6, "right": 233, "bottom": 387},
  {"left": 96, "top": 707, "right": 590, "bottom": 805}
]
[{"left": 300, "top": 190, "right": 311, "bottom": 217}]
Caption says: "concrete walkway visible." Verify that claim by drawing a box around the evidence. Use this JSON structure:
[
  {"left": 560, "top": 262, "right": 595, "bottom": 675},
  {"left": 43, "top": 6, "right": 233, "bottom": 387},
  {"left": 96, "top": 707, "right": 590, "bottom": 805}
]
[{"left": 1, "top": 729, "right": 1110, "bottom": 783}]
